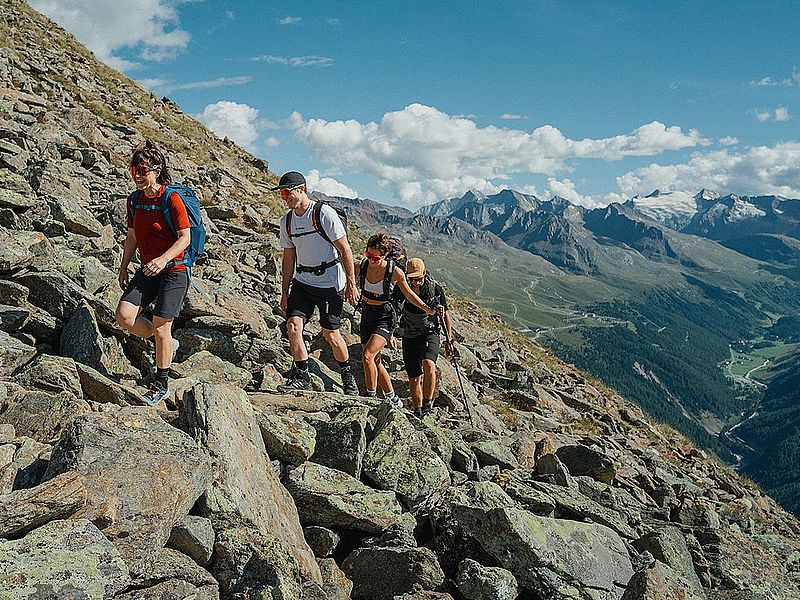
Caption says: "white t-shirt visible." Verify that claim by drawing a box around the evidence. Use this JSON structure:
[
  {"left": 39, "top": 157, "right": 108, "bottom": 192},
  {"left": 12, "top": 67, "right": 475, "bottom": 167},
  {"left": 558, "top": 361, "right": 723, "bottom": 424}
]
[{"left": 279, "top": 201, "right": 346, "bottom": 290}]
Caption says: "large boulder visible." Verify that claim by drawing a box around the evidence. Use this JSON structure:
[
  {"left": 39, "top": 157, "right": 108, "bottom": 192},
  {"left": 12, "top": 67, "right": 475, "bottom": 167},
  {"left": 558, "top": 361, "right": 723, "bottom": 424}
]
[
  {"left": 0, "top": 518, "right": 130, "bottom": 598},
  {"left": 633, "top": 527, "right": 705, "bottom": 597},
  {"left": 342, "top": 546, "right": 445, "bottom": 600},
  {"left": 452, "top": 505, "right": 634, "bottom": 599},
  {"left": 46, "top": 191, "right": 106, "bottom": 237},
  {"left": 310, "top": 405, "right": 368, "bottom": 478},
  {"left": 456, "top": 558, "right": 518, "bottom": 600},
  {"left": 363, "top": 404, "right": 450, "bottom": 510},
  {"left": 258, "top": 411, "right": 316, "bottom": 466},
  {"left": 286, "top": 462, "right": 403, "bottom": 534},
  {"left": 178, "top": 382, "right": 321, "bottom": 583},
  {"left": 317, "top": 557, "right": 353, "bottom": 600},
  {"left": 213, "top": 526, "right": 302, "bottom": 600},
  {"left": 0, "top": 330, "right": 36, "bottom": 377},
  {"left": 167, "top": 515, "right": 216, "bottom": 568},
  {"left": 0, "top": 229, "right": 52, "bottom": 271},
  {"left": 0, "top": 388, "right": 91, "bottom": 444},
  {"left": 171, "top": 350, "right": 251, "bottom": 388},
  {"left": 0, "top": 470, "right": 86, "bottom": 537},
  {"left": 43, "top": 406, "right": 212, "bottom": 576},
  {"left": 12, "top": 353, "right": 83, "bottom": 398},
  {"left": 556, "top": 444, "right": 617, "bottom": 484},
  {"left": 622, "top": 561, "right": 707, "bottom": 600}
]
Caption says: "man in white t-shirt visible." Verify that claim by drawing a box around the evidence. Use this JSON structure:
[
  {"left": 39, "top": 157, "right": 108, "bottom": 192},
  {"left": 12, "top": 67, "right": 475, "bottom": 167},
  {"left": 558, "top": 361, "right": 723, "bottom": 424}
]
[{"left": 275, "top": 171, "right": 360, "bottom": 394}]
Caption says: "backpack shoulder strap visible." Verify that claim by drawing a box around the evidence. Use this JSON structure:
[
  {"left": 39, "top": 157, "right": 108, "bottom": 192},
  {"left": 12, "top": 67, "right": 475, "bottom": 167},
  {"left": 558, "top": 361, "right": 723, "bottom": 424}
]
[
  {"left": 358, "top": 258, "right": 368, "bottom": 291},
  {"left": 384, "top": 259, "right": 396, "bottom": 298},
  {"left": 312, "top": 202, "right": 334, "bottom": 245},
  {"left": 285, "top": 209, "right": 294, "bottom": 237},
  {"left": 159, "top": 185, "right": 179, "bottom": 238},
  {"left": 129, "top": 190, "right": 141, "bottom": 222}
]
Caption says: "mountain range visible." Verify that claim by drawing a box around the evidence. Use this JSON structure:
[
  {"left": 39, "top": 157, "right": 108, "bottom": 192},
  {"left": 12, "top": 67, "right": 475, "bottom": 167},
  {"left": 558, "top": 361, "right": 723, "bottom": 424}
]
[{"left": 325, "top": 186, "right": 800, "bottom": 512}]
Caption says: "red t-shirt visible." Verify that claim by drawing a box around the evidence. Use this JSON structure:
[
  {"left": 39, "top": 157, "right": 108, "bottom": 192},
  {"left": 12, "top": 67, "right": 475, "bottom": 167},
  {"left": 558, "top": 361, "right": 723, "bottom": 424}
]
[{"left": 127, "top": 186, "right": 191, "bottom": 272}]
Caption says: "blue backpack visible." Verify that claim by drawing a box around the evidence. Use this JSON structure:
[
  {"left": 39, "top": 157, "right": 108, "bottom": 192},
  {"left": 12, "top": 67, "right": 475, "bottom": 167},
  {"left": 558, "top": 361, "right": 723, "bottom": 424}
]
[{"left": 130, "top": 183, "right": 207, "bottom": 270}]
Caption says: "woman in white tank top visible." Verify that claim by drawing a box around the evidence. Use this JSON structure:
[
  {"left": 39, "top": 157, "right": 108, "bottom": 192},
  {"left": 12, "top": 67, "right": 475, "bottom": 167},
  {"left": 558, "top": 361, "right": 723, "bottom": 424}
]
[{"left": 356, "top": 232, "right": 436, "bottom": 404}]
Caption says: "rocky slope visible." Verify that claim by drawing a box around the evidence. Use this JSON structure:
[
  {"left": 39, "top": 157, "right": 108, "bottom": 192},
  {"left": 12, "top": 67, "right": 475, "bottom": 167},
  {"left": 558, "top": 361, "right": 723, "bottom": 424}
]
[{"left": 2, "top": 1, "right": 800, "bottom": 599}]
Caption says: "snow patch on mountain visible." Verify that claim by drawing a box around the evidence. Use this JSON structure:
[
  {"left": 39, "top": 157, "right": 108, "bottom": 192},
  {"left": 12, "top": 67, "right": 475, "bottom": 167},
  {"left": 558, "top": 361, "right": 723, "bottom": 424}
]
[{"left": 625, "top": 189, "right": 702, "bottom": 230}]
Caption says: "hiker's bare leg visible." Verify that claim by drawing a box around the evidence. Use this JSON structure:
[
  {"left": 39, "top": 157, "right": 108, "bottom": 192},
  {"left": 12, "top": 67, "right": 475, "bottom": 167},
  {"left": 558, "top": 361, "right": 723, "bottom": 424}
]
[
  {"left": 362, "top": 334, "right": 386, "bottom": 391},
  {"left": 409, "top": 375, "right": 423, "bottom": 408},
  {"left": 286, "top": 316, "right": 308, "bottom": 361},
  {"left": 422, "top": 359, "right": 436, "bottom": 400},
  {"left": 376, "top": 354, "right": 393, "bottom": 395},
  {"left": 322, "top": 328, "right": 349, "bottom": 362},
  {"left": 116, "top": 301, "right": 153, "bottom": 339},
  {"left": 152, "top": 316, "right": 175, "bottom": 369}
]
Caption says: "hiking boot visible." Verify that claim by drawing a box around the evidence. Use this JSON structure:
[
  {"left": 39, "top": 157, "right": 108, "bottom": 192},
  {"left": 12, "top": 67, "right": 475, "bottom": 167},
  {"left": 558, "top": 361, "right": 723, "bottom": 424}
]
[
  {"left": 277, "top": 368, "right": 313, "bottom": 393},
  {"left": 421, "top": 399, "right": 433, "bottom": 416},
  {"left": 384, "top": 391, "right": 402, "bottom": 409},
  {"left": 143, "top": 379, "right": 169, "bottom": 406},
  {"left": 341, "top": 371, "right": 359, "bottom": 396},
  {"left": 412, "top": 407, "right": 423, "bottom": 418}
]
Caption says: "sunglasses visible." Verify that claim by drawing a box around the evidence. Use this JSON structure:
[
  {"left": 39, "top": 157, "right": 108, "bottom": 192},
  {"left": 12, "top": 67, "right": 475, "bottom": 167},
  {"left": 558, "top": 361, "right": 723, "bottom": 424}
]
[
  {"left": 129, "top": 165, "right": 157, "bottom": 177},
  {"left": 409, "top": 276, "right": 425, "bottom": 284},
  {"left": 279, "top": 184, "right": 304, "bottom": 197},
  {"left": 365, "top": 252, "right": 383, "bottom": 261}
]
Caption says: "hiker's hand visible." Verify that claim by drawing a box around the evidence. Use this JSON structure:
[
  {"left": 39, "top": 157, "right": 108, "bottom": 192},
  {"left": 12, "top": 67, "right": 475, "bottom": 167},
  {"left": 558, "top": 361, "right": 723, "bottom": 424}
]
[
  {"left": 118, "top": 268, "right": 129, "bottom": 291},
  {"left": 279, "top": 292, "right": 288, "bottom": 313},
  {"left": 443, "top": 340, "right": 452, "bottom": 357},
  {"left": 387, "top": 335, "right": 398, "bottom": 350},
  {"left": 345, "top": 281, "right": 360, "bottom": 306},
  {"left": 425, "top": 305, "right": 437, "bottom": 316},
  {"left": 143, "top": 256, "right": 168, "bottom": 276}
]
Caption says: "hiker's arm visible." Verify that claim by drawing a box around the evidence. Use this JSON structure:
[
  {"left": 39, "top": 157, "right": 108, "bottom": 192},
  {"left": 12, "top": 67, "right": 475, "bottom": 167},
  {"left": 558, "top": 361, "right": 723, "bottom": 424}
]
[
  {"left": 394, "top": 271, "right": 436, "bottom": 315},
  {"left": 443, "top": 308, "right": 453, "bottom": 341},
  {"left": 331, "top": 237, "right": 359, "bottom": 305},
  {"left": 118, "top": 228, "right": 138, "bottom": 289},
  {"left": 143, "top": 228, "right": 190, "bottom": 276},
  {"left": 280, "top": 248, "right": 295, "bottom": 313}
]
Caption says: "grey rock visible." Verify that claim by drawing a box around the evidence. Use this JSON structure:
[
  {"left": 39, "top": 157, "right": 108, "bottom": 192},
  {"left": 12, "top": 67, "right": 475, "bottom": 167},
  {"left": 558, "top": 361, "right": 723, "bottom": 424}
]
[
  {"left": 16, "top": 271, "right": 113, "bottom": 324},
  {"left": 535, "top": 452, "right": 575, "bottom": 488},
  {"left": 171, "top": 350, "right": 252, "bottom": 388},
  {"left": 13, "top": 353, "right": 83, "bottom": 398},
  {"left": 310, "top": 405, "right": 368, "bottom": 478},
  {"left": 0, "top": 329, "right": 36, "bottom": 377},
  {"left": 167, "top": 515, "right": 216, "bottom": 568},
  {"left": 0, "top": 229, "right": 52, "bottom": 271},
  {"left": 0, "top": 303, "right": 29, "bottom": 331},
  {"left": 556, "top": 444, "right": 617, "bottom": 484},
  {"left": 0, "top": 518, "right": 130, "bottom": 598},
  {"left": 74, "top": 361, "right": 140, "bottom": 405},
  {"left": 0, "top": 388, "right": 91, "bottom": 444},
  {"left": 452, "top": 505, "right": 633, "bottom": 599},
  {"left": 456, "top": 558, "right": 518, "bottom": 600},
  {"left": 0, "top": 470, "right": 86, "bottom": 537},
  {"left": 363, "top": 404, "right": 450, "bottom": 510},
  {"left": 342, "top": 546, "right": 445, "bottom": 600},
  {"left": 115, "top": 579, "right": 220, "bottom": 600},
  {"left": 633, "top": 527, "right": 705, "bottom": 597},
  {"left": 318, "top": 557, "right": 353, "bottom": 600},
  {"left": 0, "top": 280, "right": 29, "bottom": 305},
  {"left": 258, "top": 410, "right": 317, "bottom": 466},
  {"left": 178, "top": 383, "right": 322, "bottom": 583},
  {"left": 43, "top": 406, "right": 212, "bottom": 576},
  {"left": 213, "top": 526, "right": 302, "bottom": 600},
  {"left": 622, "top": 561, "right": 707, "bottom": 600},
  {"left": 286, "top": 462, "right": 402, "bottom": 534},
  {"left": 131, "top": 546, "right": 219, "bottom": 592},
  {"left": 304, "top": 525, "right": 341, "bottom": 558},
  {"left": 470, "top": 439, "right": 519, "bottom": 470},
  {"left": 46, "top": 191, "right": 105, "bottom": 237}
]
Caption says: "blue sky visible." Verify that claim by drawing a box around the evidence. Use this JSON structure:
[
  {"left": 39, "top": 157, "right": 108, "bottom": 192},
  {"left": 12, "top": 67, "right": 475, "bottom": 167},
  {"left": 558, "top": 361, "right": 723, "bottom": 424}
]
[{"left": 30, "top": 0, "right": 800, "bottom": 208}]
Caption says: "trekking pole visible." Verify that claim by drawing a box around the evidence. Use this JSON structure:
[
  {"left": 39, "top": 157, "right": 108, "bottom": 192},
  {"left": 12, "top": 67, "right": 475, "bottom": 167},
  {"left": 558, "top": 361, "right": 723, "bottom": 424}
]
[{"left": 439, "top": 311, "right": 475, "bottom": 427}]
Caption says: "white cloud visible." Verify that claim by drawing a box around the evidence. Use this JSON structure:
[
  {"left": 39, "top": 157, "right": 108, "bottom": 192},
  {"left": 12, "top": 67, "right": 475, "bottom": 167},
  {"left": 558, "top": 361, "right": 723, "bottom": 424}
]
[
  {"left": 289, "top": 103, "right": 708, "bottom": 207},
  {"left": 279, "top": 16, "right": 302, "bottom": 25},
  {"left": 753, "top": 107, "right": 791, "bottom": 122},
  {"left": 750, "top": 69, "right": 799, "bottom": 87},
  {"left": 29, "top": 0, "right": 190, "bottom": 71},
  {"left": 616, "top": 142, "right": 800, "bottom": 198},
  {"left": 327, "top": 17, "right": 341, "bottom": 26},
  {"left": 264, "top": 136, "right": 280, "bottom": 148},
  {"left": 144, "top": 76, "right": 253, "bottom": 94},
  {"left": 500, "top": 113, "right": 530, "bottom": 120},
  {"left": 719, "top": 136, "right": 739, "bottom": 146},
  {"left": 545, "top": 178, "right": 625, "bottom": 209},
  {"left": 196, "top": 101, "right": 260, "bottom": 152},
  {"left": 775, "top": 107, "right": 790, "bottom": 122},
  {"left": 251, "top": 55, "right": 333, "bottom": 67},
  {"left": 306, "top": 170, "right": 358, "bottom": 198}
]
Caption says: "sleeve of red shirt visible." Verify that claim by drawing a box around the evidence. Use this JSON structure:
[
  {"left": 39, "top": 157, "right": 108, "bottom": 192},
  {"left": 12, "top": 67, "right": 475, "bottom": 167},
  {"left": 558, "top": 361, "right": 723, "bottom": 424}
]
[{"left": 168, "top": 191, "right": 191, "bottom": 231}]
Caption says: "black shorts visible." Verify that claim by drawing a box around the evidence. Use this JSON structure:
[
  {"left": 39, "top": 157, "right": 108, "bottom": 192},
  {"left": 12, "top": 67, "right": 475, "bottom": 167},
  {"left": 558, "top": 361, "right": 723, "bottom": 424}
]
[
  {"left": 360, "top": 302, "right": 395, "bottom": 345},
  {"left": 287, "top": 280, "right": 343, "bottom": 330},
  {"left": 120, "top": 268, "right": 189, "bottom": 319},
  {"left": 402, "top": 332, "right": 441, "bottom": 378}
]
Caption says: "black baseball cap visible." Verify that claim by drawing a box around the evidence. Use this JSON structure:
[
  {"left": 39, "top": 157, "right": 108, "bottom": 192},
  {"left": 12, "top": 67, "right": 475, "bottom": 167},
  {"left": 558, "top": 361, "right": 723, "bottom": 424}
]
[{"left": 271, "top": 171, "right": 306, "bottom": 190}]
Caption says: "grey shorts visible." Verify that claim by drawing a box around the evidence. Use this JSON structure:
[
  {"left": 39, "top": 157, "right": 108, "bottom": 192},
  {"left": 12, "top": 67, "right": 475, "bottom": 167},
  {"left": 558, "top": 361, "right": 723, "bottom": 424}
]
[{"left": 120, "top": 268, "right": 189, "bottom": 319}]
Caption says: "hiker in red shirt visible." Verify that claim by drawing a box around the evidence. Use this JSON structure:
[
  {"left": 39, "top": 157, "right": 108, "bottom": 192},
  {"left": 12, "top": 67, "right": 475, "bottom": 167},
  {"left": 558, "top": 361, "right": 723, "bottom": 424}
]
[{"left": 115, "top": 141, "right": 191, "bottom": 405}]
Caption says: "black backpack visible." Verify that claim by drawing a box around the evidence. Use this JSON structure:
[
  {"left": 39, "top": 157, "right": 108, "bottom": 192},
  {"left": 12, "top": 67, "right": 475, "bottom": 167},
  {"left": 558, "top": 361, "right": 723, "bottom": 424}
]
[
  {"left": 392, "top": 271, "right": 438, "bottom": 316},
  {"left": 286, "top": 201, "right": 347, "bottom": 275},
  {"left": 286, "top": 201, "right": 347, "bottom": 244}
]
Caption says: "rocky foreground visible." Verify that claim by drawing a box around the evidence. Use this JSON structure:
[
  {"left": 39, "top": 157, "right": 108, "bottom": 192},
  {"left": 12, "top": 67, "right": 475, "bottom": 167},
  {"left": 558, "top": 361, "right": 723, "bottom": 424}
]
[{"left": 3, "top": 1, "right": 800, "bottom": 599}]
